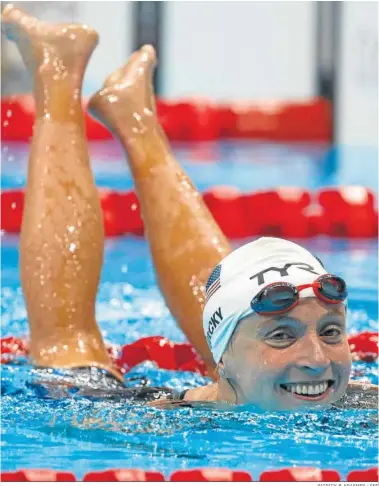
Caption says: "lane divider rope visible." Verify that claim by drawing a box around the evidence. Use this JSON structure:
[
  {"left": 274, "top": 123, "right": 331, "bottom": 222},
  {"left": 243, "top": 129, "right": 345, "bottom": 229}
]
[
  {"left": 1, "top": 332, "right": 377, "bottom": 370},
  {"left": 1, "top": 467, "right": 377, "bottom": 482},
  {"left": 2, "top": 95, "right": 331, "bottom": 142},
  {"left": 1, "top": 186, "right": 377, "bottom": 238}
]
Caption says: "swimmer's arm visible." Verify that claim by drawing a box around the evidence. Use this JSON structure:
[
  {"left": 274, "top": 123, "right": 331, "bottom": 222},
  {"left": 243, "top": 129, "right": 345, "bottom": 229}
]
[{"left": 145, "top": 398, "right": 194, "bottom": 409}]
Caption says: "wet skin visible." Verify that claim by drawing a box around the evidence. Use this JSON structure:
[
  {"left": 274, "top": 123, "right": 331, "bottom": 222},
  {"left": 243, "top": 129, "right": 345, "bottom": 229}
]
[
  {"left": 3, "top": 6, "right": 376, "bottom": 412},
  {"left": 220, "top": 297, "right": 352, "bottom": 410}
]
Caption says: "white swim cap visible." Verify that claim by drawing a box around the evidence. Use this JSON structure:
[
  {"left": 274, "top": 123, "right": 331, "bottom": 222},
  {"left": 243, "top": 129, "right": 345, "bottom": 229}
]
[{"left": 202, "top": 237, "right": 328, "bottom": 363}]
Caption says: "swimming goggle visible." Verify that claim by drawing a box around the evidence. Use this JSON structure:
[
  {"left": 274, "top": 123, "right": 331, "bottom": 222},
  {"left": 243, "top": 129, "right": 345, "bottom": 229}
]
[{"left": 250, "top": 274, "right": 348, "bottom": 315}]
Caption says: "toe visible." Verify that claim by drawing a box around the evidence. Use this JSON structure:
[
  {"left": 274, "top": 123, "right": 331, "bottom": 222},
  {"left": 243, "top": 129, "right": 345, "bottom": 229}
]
[
  {"left": 140, "top": 44, "right": 157, "bottom": 73},
  {"left": 1, "top": 5, "right": 39, "bottom": 39},
  {"left": 141, "top": 44, "right": 156, "bottom": 61}
]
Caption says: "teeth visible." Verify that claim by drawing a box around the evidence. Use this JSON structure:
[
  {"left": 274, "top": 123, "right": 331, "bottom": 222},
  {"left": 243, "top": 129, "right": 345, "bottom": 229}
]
[{"left": 283, "top": 381, "right": 330, "bottom": 396}]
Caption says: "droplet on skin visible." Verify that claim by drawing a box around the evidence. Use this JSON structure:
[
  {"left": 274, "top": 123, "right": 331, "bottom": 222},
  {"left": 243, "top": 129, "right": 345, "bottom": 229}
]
[
  {"left": 143, "top": 107, "right": 153, "bottom": 116},
  {"left": 108, "top": 94, "right": 119, "bottom": 104},
  {"left": 49, "top": 346, "right": 58, "bottom": 355},
  {"left": 77, "top": 339, "right": 86, "bottom": 353},
  {"left": 69, "top": 243, "right": 76, "bottom": 253}
]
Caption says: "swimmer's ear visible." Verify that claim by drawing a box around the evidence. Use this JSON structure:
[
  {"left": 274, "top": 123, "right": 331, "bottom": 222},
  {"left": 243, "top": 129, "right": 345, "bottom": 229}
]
[
  {"left": 217, "top": 360, "right": 238, "bottom": 404},
  {"left": 217, "top": 360, "right": 227, "bottom": 378}
]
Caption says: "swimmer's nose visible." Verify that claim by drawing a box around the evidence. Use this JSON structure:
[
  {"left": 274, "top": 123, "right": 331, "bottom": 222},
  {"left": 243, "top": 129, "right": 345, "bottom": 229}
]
[{"left": 297, "top": 334, "right": 331, "bottom": 374}]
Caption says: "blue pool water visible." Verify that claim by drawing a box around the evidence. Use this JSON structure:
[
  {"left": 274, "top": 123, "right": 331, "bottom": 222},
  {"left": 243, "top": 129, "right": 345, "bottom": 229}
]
[{"left": 1, "top": 141, "right": 378, "bottom": 479}]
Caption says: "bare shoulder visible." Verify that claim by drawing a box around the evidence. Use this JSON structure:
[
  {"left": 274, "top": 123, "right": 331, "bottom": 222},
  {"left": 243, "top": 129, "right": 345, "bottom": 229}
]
[
  {"left": 347, "top": 381, "right": 378, "bottom": 394},
  {"left": 183, "top": 383, "right": 219, "bottom": 401},
  {"left": 348, "top": 380, "right": 379, "bottom": 392},
  {"left": 334, "top": 381, "right": 378, "bottom": 410},
  {"left": 146, "top": 384, "right": 220, "bottom": 409}
]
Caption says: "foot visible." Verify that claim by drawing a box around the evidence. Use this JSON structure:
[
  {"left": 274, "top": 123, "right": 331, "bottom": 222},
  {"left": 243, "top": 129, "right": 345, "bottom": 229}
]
[
  {"left": 1, "top": 4, "right": 98, "bottom": 85},
  {"left": 88, "top": 45, "right": 157, "bottom": 136}
]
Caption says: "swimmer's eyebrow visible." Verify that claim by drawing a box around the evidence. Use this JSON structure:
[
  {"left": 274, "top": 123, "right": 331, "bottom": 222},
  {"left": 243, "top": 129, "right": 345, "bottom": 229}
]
[
  {"left": 318, "top": 309, "right": 346, "bottom": 325},
  {"left": 319, "top": 309, "right": 345, "bottom": 320},
  {"left": 257, "top": 315, "right": 302, "bottom": 330},
  {"left": 256, "top": 306, "right": 346, "bottom": 328},
  {"left": 258, "top": 309, "right": 345, "bottom": 329}
]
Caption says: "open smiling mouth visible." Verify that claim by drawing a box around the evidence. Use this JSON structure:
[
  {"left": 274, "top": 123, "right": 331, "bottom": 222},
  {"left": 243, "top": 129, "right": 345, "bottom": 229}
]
[{"left": 280, "top": 380, "right": 334, "bottom": 401}]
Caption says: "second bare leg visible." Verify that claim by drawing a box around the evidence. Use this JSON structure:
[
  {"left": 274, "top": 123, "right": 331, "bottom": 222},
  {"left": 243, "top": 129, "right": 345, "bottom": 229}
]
[{"left": 89, "top": 47, "right": 231, "bottom": 375}]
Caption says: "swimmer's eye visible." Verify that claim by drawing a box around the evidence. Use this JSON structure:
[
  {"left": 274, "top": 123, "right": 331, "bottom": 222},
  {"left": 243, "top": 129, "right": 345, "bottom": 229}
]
[
  {"left": 320, "top": 324, "right": 343, "bottom": 343},
  {"left": 265, "top": 329, "right": 296, "bottom": 348}
]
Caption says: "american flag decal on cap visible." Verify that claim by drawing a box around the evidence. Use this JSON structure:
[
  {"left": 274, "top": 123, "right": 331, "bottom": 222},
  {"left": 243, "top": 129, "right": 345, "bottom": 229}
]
[{"left": 205, "top": 264, "right": 221, "bottom": 303}]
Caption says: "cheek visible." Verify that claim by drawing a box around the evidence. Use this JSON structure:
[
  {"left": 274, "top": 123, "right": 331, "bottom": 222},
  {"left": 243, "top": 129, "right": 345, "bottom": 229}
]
[
  {"left": 225, "top": 341, "right": 261, "bottom": 382},
  {"left": 238, "top": 341, "right": 289, "bottom": 376},
  {"left": 329, "top": 339, "right": 352, "bottom": 369},
  {"left": 234, "top": 340, "right": 264, "bottom": 369}
]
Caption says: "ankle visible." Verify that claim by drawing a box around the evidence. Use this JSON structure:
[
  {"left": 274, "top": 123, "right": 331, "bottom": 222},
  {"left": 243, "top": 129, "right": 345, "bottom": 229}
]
[
  {"left": 119, "top": 120, "right": 166, "bottom": 154},
  {"left": 120, "top": 123, "right": 172, "bottom": 169},
  {"left": 34, "top": 79, "right": 84, "bottom": 122}
]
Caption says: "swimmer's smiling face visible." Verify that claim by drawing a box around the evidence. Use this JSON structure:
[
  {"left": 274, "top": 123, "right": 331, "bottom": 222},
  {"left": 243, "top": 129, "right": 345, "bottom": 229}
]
[{"left": 220, "top": 298, "right": 352, "bottom": 410}]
